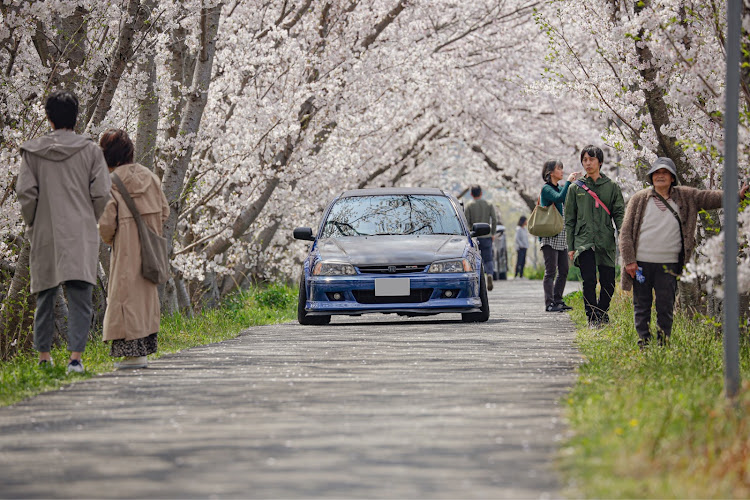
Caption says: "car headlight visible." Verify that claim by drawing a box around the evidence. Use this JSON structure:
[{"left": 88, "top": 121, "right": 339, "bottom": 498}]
[
  {"left": 312, "top": 261, "right": 357, "bottom": 276},
  {"left": 428, "top": 258, "right": 474, "bottom": 273}
]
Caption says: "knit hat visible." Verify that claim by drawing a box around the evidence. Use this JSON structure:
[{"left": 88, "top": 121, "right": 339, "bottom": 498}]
[{"left": 647, "top": 157, "right": 678, "bottom": 186}]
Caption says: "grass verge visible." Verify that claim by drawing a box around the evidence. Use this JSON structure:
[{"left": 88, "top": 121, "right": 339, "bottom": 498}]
[
  {"left": 0, "top": 284, "right": 297, "bottom": 407},
  {"left": 561, "top": 289, "right": 750, "bottom": 498}
]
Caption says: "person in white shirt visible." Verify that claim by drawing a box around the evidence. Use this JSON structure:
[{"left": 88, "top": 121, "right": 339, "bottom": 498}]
[
  {"left": 514, "top": 216, "right": 529, "bottom": 278},
  {"left": 620, "top": 157, "right": 748, "bottom": 348}
]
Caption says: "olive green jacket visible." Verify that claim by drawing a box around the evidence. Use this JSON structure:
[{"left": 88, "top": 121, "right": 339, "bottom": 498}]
[
  {"left": 464, "top": 198, "right": 497, "bottom": 239},
  {"left": 564, "top": 173, "right": 625, "bottom": 267}
]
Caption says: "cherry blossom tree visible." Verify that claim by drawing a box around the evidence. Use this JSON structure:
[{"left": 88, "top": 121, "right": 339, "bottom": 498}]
[
  {"left": 0, "top": 0, "right": 604, "bottom": 357},
  {"left": 535, "top": 0, "right": 750, "bottom": 314}
]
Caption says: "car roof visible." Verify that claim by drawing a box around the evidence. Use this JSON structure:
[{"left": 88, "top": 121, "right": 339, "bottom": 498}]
[{"left": 339, "top": 187, "right": 448, "bottom": 197}]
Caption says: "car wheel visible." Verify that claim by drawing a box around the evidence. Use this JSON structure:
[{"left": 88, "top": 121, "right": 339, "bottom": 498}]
[
  {"left": 462, "top": 267, "right": 490, "bottom": 322},
  {"left": 297, "top": 276, "right": 331, "bottom": 325}
]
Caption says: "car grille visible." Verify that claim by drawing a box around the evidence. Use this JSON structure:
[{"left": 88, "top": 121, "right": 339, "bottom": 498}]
[
  {"left": 353, "top": 288, "right": 433, "bottom": 304},
  {"left": 357, "top": 264, "right": 427, "bottom": 274}
]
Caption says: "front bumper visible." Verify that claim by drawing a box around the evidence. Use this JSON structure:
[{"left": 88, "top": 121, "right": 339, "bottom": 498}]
[{"left": 304, "top": 272, "right": 481, "bottom": 315}]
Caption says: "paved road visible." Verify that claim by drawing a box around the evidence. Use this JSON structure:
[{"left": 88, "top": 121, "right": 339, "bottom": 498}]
[{"left": 0, "top": 279, "right": 581, "bottom": 499}]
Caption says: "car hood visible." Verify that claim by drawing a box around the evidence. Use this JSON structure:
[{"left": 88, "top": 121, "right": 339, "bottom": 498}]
[{"left": 316, "top": 235, "right": 469, "bottom": 265}]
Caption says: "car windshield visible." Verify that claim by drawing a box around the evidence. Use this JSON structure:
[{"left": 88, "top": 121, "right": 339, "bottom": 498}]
[{"left": 320, "top": 194, "right": 464, "bottom": 238}]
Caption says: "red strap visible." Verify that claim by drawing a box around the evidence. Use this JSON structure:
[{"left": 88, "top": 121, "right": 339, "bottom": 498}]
[{"left": 574, "top": 180, "right": 611, "bottom": 216}]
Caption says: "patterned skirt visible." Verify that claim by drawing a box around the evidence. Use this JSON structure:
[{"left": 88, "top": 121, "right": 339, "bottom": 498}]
[
  {"left": 110, "top": 333, "right": 158, "bottom": 357},
  {"left": 539, "top": 225, "right": 567, "bottom": 252}
]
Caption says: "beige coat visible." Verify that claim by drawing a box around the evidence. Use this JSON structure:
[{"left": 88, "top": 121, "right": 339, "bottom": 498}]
[
  {"left": 16, "top": 129, "right": 111, "bottom": 293},
  {"left": 99, "top": 163, "right": 170, "bottom": 341}
]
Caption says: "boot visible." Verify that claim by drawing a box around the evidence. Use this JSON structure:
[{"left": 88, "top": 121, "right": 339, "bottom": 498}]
[{"left": 486, "top": 273, "right": 494, "bottom": 291}]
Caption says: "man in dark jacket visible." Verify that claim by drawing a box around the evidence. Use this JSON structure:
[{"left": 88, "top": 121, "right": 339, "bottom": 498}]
[
  {"left": 16, "top": 90, "right": 111, "bottom": 373},
  {"left": 464, "top": 185, "right": 497, "bottom": 291},
  {"left": 565, "top": 145, "right": 625, "bottom": 327}
]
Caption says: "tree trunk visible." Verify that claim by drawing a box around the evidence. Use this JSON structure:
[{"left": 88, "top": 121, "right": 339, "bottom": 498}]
[
  {"left": 160, "top": 277, "right": 179, "bottom": 316},
  {"left": 472, "top": 144, "right": 537, "bottom": 211},
  {"left": 220, "top": 218, "right": 282, "bottom": 297},
  {"left": 175, "top": 277, "right": 193, "bottom": 318},
  {"left": 202, "top": 176, "right": 280, "bottom": 261},
  {"left": 361, "top": 0, "right": 407, "bottom": 50},
  {"left": 0, "top": 240, "right": 35, "bottom": 360},
  {"left": 633, "top": 0, "right": 694, "bottom": 181},
  {"left": 90, "top": 265, "right": 108, "bottom": 336},
  {"left": 196, "top": 272, "right": 221, "bottom": 311},
  {"left": 160, "top": 4, "right": 222, "bottom": 314},
  {"left": 85, "top": 0, "right": 149, "bottom": 132},
  {"left": 134, "top": 50, "right": 159, "bottom": 170},
  {"left": 160, "top": 6, "right": 222, "bottom": 241}
]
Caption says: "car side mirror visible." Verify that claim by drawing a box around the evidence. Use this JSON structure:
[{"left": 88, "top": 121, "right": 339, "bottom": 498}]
[
  {"left": 471, "top": 223, "right": 491, "bottom": 237},
  {"left": 293, "top": 227, "right": 315, "bottom": 241}
]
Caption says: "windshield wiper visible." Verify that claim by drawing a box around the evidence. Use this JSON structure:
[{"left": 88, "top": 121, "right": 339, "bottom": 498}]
[
  {"left": 325, "top": 220, "right": 370, "bottom": 236},
  {"left": 406, "top": 224, "right": 431, "bottom": 234}
]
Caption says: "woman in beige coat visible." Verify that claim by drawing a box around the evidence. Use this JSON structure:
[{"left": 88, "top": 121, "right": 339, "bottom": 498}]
[{"left": 98, "top": 129, "right": 170, "bottom": 369}]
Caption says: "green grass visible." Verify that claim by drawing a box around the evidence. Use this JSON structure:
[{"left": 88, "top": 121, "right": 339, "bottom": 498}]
[
  {"left": 561, "top": 290, "right": 750, "bottom": 498},
  {"left": 524, "top": 263, "right": 583, "bottom": 281},
  {"left": 0, "top": 283, "right": 297, "bottom": 407}
]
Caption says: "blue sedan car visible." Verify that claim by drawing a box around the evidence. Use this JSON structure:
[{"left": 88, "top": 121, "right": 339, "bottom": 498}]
[{"left": 293, "top": 187, "right": 491, "bottom": 324}]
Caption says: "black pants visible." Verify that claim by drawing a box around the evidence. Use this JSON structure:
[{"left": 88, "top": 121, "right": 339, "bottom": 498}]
[
  {"left": 515, "top": 248, "right": 527, "bottom": 278},
  {"left": 541, "top": 245, "right": 569, "bottom": 306},
  {"left": 632, "top": 261, "right": 679, "bottom": 345},
  {"left": 578, "top": 249, "right": 615, "bottom": 323},
  {"left": 34, "top": 280, "right": 93, "bottom": 353}
]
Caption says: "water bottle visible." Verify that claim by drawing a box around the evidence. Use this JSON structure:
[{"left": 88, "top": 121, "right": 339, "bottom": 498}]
[{"left": 635, "top": 266, "right": 645, "bottom": 284}]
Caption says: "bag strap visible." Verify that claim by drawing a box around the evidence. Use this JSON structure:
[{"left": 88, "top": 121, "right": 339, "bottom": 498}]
[
  {"left": 652, "top": 189, "right": 684, "bottom": 239},
  {"left": 651, "top": 189, "right": 685, "bottom": 270},
  {"left": 574, "top": 179, "right": 611, "bottom": 216},
  {"left": 112, "top": 173, "right": 148, "bottom": 233}
]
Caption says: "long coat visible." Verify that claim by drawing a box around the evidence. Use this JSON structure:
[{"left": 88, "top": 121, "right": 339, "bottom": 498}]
[
  {"left": 564, "top": 173, "right": 625, "bottom": 268},
  {"left": 619, "top": 186, "right": 722, "bottom": 292},
  {"left": 16, "top": 129, "right": 111, "bottom": 293},
  {"left": 99, "top": 163, "right": 169, "bottom": 341}
]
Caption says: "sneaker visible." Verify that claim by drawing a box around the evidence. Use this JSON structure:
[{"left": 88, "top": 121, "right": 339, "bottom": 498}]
[
  {"left": 546, "top": 303, "right": 564, "bottom": 312},
  {"left": 38, "top": 359, "right": 54, "bottom": 368},
  {"left": 66, "top": 359, "right": 84, "bottom": 373},
  {"left": 555, "top": 301, "right": 573, "bottom": 311},
  {"left": 114, "top": 356, "right": 148, "bottom": 369},
  {"left": 486, "top": 273, "right": 494, "bottom": 291}
]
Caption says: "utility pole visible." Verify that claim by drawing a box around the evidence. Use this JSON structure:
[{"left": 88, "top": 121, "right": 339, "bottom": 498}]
[{"left": 723, "top": 0, "right": 742, "bottom": 399}]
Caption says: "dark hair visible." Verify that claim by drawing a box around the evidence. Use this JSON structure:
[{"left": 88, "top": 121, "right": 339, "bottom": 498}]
[
  {"left": 580, "top": 145, "right": 604, "bottom": 165},
  {"left": 470, "top": 185, "right": 482, "bottom": 197},
  {"left": 518, "top": 215, "right": 527, "bottom": 226},
  {"left": 99, "top": 129, "right": 134, "bottom": 168},
  {"left": 542, "top": 160, "right": 562, "bottom": 182},
  {"left": 45, "top": 90, "right": 78, "bottom": 130}
]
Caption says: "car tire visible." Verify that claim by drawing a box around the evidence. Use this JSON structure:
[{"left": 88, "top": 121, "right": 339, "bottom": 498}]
[
  {"left": 462, "top": 267, "right": 490, "bottom": 322},
  {"left": 297, "top": 276, "right": 331, "bottom": 325}
]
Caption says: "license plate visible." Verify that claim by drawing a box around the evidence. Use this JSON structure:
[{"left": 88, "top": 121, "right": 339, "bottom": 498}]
[{"left": 374, "top": 278, "right": 410, "bottom": 296}]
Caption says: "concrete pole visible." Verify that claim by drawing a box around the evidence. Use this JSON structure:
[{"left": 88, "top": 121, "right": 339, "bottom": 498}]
[{"left": 723, "top": 0, "right": 742, "bottom": 399}]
